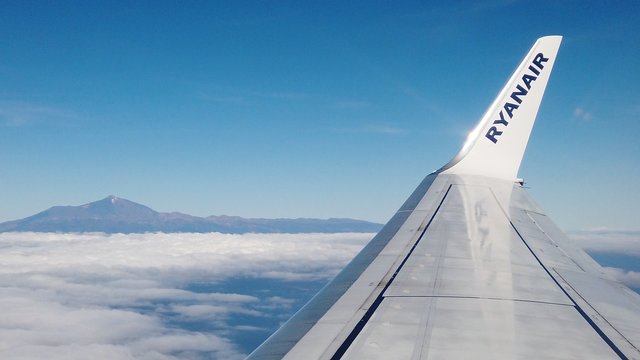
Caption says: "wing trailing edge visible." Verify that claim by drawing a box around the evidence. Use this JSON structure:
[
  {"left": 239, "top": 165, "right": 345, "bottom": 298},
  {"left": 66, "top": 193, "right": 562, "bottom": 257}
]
[{"left": 438, "top": 35, "right": 562, "bottom": 180}]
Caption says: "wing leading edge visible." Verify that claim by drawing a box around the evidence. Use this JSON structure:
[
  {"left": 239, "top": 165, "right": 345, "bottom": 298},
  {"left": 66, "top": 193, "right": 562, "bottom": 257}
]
[{"left": 247, "top": 36, "right": 640, "bottom": 360}]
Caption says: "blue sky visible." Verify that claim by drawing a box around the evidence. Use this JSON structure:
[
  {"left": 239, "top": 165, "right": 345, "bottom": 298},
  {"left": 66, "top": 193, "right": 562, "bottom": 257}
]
[{"left": 0, "top": 1, "right": 638, "bottom": 229}]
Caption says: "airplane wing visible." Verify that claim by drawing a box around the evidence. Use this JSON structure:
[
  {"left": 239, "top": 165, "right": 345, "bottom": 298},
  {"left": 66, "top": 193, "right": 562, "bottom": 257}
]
[{"left": 247, "top": 36, "right": 640, "bottom": 360}]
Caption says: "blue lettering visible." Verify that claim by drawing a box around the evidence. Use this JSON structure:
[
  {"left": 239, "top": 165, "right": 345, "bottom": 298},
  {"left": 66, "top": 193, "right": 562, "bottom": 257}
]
[
  {"left": 510, "top": 85, "right": 528, "bottom": 104},
  {"left": 485, "top": 52, "right": 549, "bottom": 144},
  {"left": 493, "top": 110, "right": 508, "bottom": 126},
  {"left": 522, "top": 74, "right": 537, "bottom": 90},
  {"left": 485, "top": 126, "right": 503, "bottom": 143},
  {"left": 533, "top": 53, "right": 549, "bottom": 70},
  {"left": 528, "top": 65, "right": 540, "bottom": 76},
  {"left": 504, "top": 102, "right": 519, "bottom": 118}
]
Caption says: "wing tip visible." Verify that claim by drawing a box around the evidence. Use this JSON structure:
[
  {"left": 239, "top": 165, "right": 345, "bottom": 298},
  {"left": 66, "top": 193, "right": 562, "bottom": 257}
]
[{"left": 438, "top": 35, "right": 562, "bottom": 180}]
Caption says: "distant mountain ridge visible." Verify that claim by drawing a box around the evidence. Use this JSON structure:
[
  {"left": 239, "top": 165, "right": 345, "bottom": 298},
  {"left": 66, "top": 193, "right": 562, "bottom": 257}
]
[{"left": 0, "top": 196, "right": 383, "bottom": 234}]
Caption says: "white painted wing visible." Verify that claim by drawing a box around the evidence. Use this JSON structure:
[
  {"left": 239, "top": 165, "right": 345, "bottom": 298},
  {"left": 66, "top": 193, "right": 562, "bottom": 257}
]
[{"left": 247, "top": 36, "right": 640, "bottom": 360}]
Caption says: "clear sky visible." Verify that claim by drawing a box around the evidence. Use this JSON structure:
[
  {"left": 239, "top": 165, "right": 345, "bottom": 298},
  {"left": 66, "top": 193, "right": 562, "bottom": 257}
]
[{"left": 0, "top": 1, "right": 638, "bottom": 230}]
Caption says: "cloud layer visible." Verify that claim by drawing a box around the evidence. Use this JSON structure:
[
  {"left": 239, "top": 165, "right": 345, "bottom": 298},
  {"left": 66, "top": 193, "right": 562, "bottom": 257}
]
[
  {"left": 602, "top": 267, "right": 640, "bottom": 289},
  {"left": 0, "top": 232, "right": 371, "bottom": 359},
  {"left": 1, "top": 230, "right": 638, "bottom": 359},
  {"left": 570, "top": 230, "right": 640, "bottom": 257},
  {"left": 570, "top": 230, "right": 640, "bottom": 289}
]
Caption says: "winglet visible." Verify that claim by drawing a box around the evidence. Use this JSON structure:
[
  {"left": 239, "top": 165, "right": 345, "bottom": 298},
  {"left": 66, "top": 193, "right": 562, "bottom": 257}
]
[{"left": 438, "top": 36, "right": 562, "bottom": 180}]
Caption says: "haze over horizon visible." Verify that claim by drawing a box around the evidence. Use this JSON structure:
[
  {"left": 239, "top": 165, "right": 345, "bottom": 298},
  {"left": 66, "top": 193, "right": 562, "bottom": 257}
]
[
  {"left": 1, "top": 1, "right": 638, "bottom": 230},
  {"left": 0, "top": 195, "right": 383, "bottom": 234}
]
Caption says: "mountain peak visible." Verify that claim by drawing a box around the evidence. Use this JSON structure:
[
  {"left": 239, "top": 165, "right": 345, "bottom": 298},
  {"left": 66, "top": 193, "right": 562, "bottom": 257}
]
[
  {"left": 0, "top": 197, "right": 383, "bottom": 234},
  {"left": 83, "top": 196, "right": 157, "bottom": 217},
  {"left": 88, "top": 195, "right": 120, "bottom": 207}
]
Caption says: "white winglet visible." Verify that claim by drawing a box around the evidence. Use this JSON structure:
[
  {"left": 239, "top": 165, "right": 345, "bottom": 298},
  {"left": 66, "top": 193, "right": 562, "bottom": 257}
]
[{"left": 438, "top": 36, "right": 562, "bottom": 180}]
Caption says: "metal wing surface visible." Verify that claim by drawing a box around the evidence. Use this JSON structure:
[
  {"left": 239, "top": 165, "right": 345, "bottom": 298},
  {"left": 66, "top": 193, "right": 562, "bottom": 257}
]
[{"left": 247, "top": 36, "right": 640, "bottom": 360}]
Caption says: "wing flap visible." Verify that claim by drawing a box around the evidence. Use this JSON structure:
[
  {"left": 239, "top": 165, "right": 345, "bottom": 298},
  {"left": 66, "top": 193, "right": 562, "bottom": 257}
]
[
  {"left": 341, "top": 297, "right": 620, "bottom": 359},
  {"left": 554, "top": 269, "right": 640, "bottom": 358}
]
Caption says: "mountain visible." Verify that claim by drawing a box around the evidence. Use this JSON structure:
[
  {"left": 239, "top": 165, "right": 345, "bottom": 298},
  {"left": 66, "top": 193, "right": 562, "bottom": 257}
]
[{"left": 0, "top": 196, "right": 383, "bottom": 234}]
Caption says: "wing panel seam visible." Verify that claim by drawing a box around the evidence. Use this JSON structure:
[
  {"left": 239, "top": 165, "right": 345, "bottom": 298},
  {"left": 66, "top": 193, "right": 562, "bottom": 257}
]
[
  {"left": 329, "top": 184, "right": 453, "bottom": 360},
  {"left": 553, "top": 269, "right": 640, "bottom": 354},
  {"left": 489, "top": 188, "right": 629, "bottom": 360},
  {"left": 383, "top": 294, "right": 575, "bottom": 307}
]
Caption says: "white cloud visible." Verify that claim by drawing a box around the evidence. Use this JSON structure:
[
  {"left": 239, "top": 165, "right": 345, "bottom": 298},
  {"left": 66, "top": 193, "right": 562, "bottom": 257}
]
[
  {"left": 0, "top": 101, "right": 76, "bottom": 127},
  {"left": 130, "top": 333, "right": 240, "bottom": 359},
  {"left": 250, "top": 91, "right": 310, "bottom": 100},
  {"left": 172, "top": 304, "right": 261, "bottom": 320},
  {"left": 0, "top": 232, "right": 372, "bottom": 359},
  {"left": 568, "top": 230, "right": 640, "bottom": 289},
  {"left": 334, "top": 100, "right": 371, "bottom": 110},
  {"left": 233, "top": 325, "right": 264, "bottom": 332},
  {"left": 572, "top": 106, "right": 593, "bottom": 122},
  {"left": 13, "top": 230, "right": 636, "bottom": 358},
  {"left": 569, "top": 230, "right": 640, "bottom": 256},
  {"left": 332, "top": 123, "right": 406, "bottom": 135},
  {"left": 365, "top": 124, "right": 405, "bottom": 134},
  {"left": 603, "top": 267, "right": 640, "bottom": 289}
]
